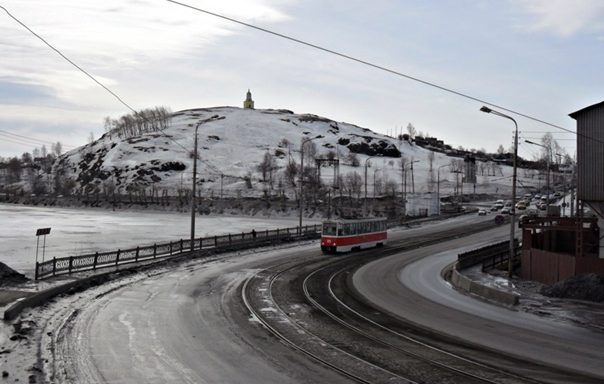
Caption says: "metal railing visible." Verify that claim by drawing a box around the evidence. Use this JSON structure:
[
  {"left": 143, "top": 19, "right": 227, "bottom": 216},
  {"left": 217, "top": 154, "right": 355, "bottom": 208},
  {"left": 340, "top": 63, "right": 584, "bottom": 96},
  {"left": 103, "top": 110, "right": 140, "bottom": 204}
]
[
  {"left": 457, "top": 239, "right": 519, "bottom": 271},
  {"left": 35, "top": 224, "right": 321, "bottom": 280}
]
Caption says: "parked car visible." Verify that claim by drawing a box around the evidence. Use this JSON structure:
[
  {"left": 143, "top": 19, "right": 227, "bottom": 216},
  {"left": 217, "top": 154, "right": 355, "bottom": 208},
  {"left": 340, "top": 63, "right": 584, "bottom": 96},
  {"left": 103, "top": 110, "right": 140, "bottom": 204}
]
[
  {"left": 490, "top": 205, "right": 499, "bottom": 211},
  {"left": 537, "top": 203, "right": 547, "bottom": 211},
  {"left": 478, "top": 209, "right": 487, "bottom": 216},
  {"left": 500, "top": 207, "right": 511, "bottom": 215}
]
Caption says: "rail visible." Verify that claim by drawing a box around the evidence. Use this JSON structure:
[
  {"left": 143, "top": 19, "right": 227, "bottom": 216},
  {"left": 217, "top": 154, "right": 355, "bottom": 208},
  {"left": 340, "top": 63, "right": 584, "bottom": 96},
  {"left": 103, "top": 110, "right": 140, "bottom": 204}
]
[
  {"left": 35, "top": 224, "right": 321, "bottom": 280},
  {"left": 457, "top": 239, "right": 519, "bottom": 272}
]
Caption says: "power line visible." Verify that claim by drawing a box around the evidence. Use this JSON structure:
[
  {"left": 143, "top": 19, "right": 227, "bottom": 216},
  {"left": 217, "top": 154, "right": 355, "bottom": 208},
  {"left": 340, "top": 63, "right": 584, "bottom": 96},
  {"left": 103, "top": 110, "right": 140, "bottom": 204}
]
[
  {"left": 0, "top": 5, "right": 203, "bottom": 158},
  {"left": 0, "top": 6, "right": 137, "bottom": 115},
  {"left": 0, "top": 129, "right": 74, "bottom": 148},
  {"left": 165, "top": 0, "right": 604, "bottom": 146}
]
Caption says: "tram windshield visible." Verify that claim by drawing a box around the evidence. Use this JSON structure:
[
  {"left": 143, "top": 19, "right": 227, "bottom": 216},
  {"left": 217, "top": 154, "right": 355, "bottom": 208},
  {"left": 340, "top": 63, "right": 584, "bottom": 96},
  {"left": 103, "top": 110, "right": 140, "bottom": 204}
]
[{"left": 322, "top": 222, "right": 337, "bottom": 236}]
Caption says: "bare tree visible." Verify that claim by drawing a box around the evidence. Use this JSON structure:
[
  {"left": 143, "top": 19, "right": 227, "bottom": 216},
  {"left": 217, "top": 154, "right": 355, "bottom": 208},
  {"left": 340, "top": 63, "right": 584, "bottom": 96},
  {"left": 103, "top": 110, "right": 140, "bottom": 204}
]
[
  {"left": 284, "top": 160, "right": 298, "bottom": 188},
  {"left": 347, "top": 152, "right": 360, "bottom": 167},
  {"left": 257, "top": 151, "right": 277, "bottom": 184},
  {"left": 344, "top": 172, "right": 362, "bottom": 199},
  {"left": 7, "top": 157, "right": 22, "bottom": 183},
  {"left": 52, "top": 141, "right": 62, "bottom": 157},
  {"left": 406, "top": 123, "right": 416, "bottom": 139}
]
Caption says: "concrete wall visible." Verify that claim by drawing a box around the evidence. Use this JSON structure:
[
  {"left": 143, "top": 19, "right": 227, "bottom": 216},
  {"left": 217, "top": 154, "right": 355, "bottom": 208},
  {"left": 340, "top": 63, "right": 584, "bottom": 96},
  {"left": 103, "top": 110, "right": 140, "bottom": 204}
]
[{"left": 450, "top": 267, "right": 519, "bottom": 306}]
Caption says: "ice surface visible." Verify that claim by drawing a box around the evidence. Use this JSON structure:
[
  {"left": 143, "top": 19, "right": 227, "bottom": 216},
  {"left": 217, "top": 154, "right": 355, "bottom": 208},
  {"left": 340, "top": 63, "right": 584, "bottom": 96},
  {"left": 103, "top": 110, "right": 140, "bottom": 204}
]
[{"left": 0, "top": 204, "right": 317, "bottom": 276}]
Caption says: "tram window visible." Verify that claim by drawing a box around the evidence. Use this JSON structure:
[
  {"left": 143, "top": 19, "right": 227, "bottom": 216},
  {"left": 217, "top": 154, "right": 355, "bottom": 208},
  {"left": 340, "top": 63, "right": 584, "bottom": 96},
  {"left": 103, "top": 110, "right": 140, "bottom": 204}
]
[{"left": 323, "top": 223, "right": 337, "bottom": 236}]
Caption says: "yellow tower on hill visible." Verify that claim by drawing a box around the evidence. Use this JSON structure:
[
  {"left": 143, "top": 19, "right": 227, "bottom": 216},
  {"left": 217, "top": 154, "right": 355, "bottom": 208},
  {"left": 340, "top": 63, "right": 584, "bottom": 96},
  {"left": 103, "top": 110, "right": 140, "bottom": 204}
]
[{"left": 243, "top": 89, "right": 254, "bottom": 109}]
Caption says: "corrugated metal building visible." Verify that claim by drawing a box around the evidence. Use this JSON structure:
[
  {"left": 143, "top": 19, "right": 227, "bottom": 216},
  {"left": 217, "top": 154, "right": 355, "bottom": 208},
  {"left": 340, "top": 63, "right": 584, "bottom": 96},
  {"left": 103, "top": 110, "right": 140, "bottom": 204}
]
[
  {"left": 570, "top": 100, "right": 604, "bottom": 259},
  {"left": 569, "top": 100, "right": 604, "bottom": 218}
]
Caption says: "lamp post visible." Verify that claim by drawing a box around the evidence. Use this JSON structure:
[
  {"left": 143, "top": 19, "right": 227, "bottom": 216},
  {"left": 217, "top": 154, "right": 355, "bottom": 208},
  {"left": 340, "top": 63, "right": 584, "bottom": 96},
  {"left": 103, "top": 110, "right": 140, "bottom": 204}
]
[
  {"left": 480, "top": 106, "right": 518, "bottom": 278},
  {"left": 401, "top": 160, "right": 419, "bottom": 217},
  {"left": 190, "top": 122, "right": 200, "bottom": 251},
  {"left": 436, "top": 164, "right": 449, "bottom": 215},
  {"left": 299, "top": 135, "right": 322, "bottom": 233},
  {"left": 373, "top": 168, "right": 381, "bottom": 198},
  {"left": 364, "top": 155, "right": 382, "bottom": 216},
  {"left": 525, "top": 140, "right": 551, "bottom": 211},
  {"left": 190, "top": 116, "right": 221, "bottom": 252}
]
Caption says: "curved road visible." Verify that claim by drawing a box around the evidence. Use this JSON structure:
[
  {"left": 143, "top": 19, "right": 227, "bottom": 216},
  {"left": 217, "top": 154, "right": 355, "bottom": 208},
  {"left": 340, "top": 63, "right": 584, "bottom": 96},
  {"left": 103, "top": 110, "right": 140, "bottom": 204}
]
[
  {"left": 53, "top": 246, "right": 350, "bottom": 384},
  {"left": 52, "top": 213, "right": 604, "bottom": 382},
  {"left": 354, "top": 225, "right": 604, "bottom": 379}
]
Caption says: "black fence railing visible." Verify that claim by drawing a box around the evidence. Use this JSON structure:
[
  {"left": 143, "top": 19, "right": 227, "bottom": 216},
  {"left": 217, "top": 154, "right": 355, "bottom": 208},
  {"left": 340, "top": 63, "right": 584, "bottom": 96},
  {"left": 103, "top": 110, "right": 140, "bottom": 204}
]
[
  {"left": 35, "top": 224, "right": 321, "bottom": 280},
  {"left": 457, "top": 239, "right": 519, "bottom": 271}
]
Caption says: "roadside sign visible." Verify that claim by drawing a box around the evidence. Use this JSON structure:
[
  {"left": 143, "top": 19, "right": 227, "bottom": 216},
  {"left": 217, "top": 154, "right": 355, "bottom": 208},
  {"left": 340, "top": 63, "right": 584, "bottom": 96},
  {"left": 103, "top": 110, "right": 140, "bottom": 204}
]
[
  {"left": 36, "top": 227, "right": 51, "bottom": 236},
  {"left": 35, "top": 227, "right": 52, "bottom": 265}
]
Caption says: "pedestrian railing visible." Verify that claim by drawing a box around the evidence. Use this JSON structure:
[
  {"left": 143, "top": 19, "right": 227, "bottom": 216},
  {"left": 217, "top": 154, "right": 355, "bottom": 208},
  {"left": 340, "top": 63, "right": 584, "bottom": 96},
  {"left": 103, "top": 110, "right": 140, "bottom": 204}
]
[{"left": 35, "top": 224, "right": 321, "bottom": 280}]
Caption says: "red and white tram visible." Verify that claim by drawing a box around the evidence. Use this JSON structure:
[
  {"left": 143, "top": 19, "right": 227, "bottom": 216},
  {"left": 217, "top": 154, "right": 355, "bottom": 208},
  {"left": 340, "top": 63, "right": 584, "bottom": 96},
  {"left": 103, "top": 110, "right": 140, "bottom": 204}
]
[{"left": 321, "top": 218, "right": 388, "bottom": 254}]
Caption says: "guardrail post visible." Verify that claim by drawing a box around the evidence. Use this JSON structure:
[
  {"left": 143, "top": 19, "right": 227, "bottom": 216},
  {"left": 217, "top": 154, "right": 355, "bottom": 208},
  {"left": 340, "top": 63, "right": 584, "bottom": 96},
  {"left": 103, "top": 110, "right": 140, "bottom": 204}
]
[
  {"left": 68, "top": 256, "right": 73, "bottom": 274},
  {"left": 199, "top": 238, "right": 202, "bottom": 249},
  {"left": 135, "top": 246, "right": 140, "bottom": 262},
  {"left": 35, "top": 262, "right": 39, "bottom": 280},
  {"left": 93, "top": 252, "right": 98, "bottom": 270},
  {"left": 265, "top": 229, "right": 268, "bottom": 238},
  {"left": 153, "top": 244, "right": 157, "bottom": 259},
  {"left": 228, "top": 234, "right": 232, "bottom": 244},
  {"left": 52, "top": 258, "right": 56, "bottom": 276},
  {"left": 214, "top": 236, "right": 218, "bottom": 247},
  {"left": 180, "top": 239, "right": 183, "bottom": 253},
  {"left": 169, "top": 241, "right": 173, "bottom": 255},
  {"left": 116, "top": 249, "right": 121, "bottom": 265}
]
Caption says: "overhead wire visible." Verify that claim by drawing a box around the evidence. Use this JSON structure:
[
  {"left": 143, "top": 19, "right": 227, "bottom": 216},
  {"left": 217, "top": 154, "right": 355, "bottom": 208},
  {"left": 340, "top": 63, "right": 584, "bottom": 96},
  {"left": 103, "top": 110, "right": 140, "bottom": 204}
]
[
  {"left": 0, "top": 5, "right": 207, "bottom": 159},
  {"left": 165, "top": 0, "right": 604, "bottom": 146},
  {"left": 0, "top": 129, "right": 74, "bottom": 148}
]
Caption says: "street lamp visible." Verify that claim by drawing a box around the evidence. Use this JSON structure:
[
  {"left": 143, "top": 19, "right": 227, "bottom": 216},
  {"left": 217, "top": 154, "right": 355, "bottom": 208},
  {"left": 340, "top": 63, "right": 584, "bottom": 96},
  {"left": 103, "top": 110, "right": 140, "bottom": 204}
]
[
  {"left": 436, "top": 164, "right": 449, "bottom": 215},
  {"left": 373, "top": 168, "right": 381, "bottom": 198},
  {"left": 191, "top": 116, "right": 221, "bottom": 252},
  {"left": 480, "top": 106, "right": 518, "bottom": 278},
  {"left": 364, "top": 155, "right": 382, "bottom": 216},
  {"left": 525, "top": 139, "right": 551, "bottom": 211},
  {"left": 299, "top": 135, "right": 323, "bottom": 233},
  {"left": 401, "top": 160, "right": 419, "bottom": 217}
]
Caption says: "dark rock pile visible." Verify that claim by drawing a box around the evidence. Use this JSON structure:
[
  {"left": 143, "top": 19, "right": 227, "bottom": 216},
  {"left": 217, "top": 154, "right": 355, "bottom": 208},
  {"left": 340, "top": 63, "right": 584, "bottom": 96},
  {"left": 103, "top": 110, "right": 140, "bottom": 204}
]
[
  {"left": 0, "top": 262, "right": 28, "bottom": 286},
  {"left": 540, "top": 273, "right": 604, "bottom": 302}
]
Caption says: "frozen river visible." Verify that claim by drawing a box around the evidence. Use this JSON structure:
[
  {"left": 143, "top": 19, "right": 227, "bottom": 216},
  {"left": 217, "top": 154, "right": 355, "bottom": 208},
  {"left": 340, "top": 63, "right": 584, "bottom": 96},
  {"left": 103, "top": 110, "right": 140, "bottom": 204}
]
[{"left": 0, "top": 204, "right": 316, "bottom": 276}]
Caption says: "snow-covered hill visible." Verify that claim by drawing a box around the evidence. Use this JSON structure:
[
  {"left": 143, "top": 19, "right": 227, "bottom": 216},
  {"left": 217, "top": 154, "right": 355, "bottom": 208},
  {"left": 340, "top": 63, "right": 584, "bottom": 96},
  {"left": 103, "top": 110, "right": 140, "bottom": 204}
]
[
  {"left": 55, "top": 107, "right": 405, "bottom": 195},
  {"left": 53, "top": 106, "right": 539, "bottom": 200}
]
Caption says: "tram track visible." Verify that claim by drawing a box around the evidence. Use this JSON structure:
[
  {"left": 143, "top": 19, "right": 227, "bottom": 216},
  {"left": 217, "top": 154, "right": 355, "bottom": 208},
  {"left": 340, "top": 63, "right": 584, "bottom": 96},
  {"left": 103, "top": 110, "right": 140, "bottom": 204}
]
[
  {"left": 241, "top": 219, "right": 601, "bottom": 383},
  {"left": 241, "top": 257, "right": 417, "bottom": 384},
  {"left": 303, "top": 261, "right": 549, "bottom": 384}
]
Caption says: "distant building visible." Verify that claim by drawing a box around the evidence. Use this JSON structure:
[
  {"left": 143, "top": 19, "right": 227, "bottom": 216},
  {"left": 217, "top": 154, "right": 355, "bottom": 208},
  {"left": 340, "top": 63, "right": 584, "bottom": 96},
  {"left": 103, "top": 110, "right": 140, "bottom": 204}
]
[{"left": 243, "top": 89, "right": 254, "bottom": 109}]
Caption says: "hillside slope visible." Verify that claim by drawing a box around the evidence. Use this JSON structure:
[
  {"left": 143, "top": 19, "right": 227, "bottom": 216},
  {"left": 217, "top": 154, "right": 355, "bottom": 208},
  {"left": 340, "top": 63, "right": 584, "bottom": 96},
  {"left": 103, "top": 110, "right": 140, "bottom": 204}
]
[{"left": 54, "top": 106, "right": 421, "bottom": 197}]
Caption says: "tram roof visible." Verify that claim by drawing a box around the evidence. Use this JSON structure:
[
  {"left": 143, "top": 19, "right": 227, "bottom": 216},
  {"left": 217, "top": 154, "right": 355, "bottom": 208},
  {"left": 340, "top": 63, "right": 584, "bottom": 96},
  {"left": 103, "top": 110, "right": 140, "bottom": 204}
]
[{"left": 322, "top": 218, "right": 387, "bottom": 224}]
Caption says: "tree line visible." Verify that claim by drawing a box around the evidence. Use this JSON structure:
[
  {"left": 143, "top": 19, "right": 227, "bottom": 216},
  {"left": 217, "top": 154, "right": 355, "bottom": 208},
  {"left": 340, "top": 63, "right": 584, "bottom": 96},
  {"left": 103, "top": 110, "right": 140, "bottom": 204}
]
[{"left": 103, "top": 106, "right": 171, "bottom": 140}]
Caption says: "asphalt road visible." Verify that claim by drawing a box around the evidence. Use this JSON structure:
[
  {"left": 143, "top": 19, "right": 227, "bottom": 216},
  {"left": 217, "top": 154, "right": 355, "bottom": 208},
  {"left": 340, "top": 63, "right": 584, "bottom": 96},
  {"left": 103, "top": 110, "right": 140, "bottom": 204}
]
[
  {"left": 55, "top": 246, "right": 350, "bottom": 384},
  {"left": 354, "top": 224, "right": 604, "bottom": 380},
  {"left": 54, "top": 212, "right": 604, "bottom": 382}
]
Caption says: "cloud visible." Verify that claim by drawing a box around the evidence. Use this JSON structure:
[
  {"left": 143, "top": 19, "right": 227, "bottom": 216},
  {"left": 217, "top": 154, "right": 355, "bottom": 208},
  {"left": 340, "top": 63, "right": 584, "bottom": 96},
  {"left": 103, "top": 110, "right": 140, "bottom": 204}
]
[
  {"left": 0, "top": 0, "right": 292, "bottom": 105},
  {"left": 513, "top": 0, "right": 604, "bottom": 37}
]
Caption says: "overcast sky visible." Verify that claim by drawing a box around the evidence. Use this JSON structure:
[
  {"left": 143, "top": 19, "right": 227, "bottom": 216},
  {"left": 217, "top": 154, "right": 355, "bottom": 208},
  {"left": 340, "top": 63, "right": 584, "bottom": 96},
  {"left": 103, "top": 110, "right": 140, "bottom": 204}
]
[{"left": 1, "top": 0, "right": 602, "bottom": 160}]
